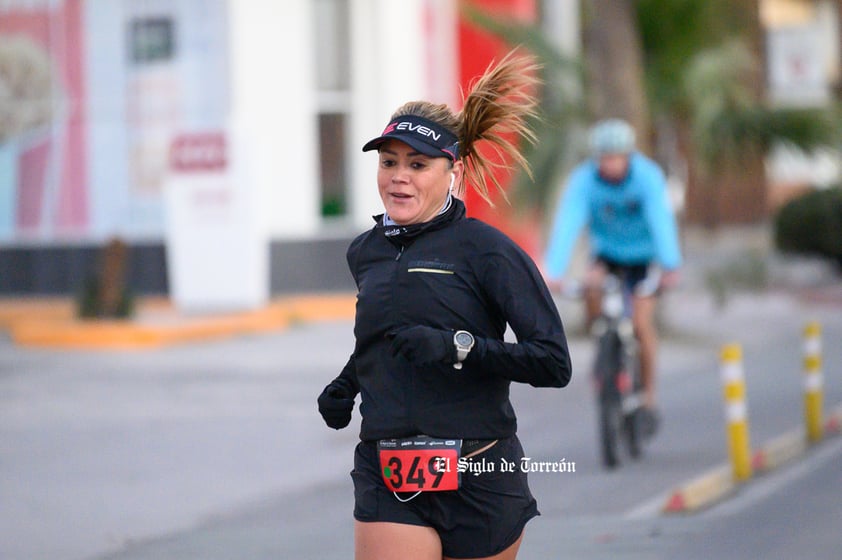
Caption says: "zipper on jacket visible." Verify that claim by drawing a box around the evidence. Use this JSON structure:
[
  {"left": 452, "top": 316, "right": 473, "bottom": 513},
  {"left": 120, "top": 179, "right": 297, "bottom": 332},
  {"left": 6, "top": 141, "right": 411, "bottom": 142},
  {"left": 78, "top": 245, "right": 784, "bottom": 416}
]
[{"left": 390, "top": 240, "right": 413, "bottom": 429}]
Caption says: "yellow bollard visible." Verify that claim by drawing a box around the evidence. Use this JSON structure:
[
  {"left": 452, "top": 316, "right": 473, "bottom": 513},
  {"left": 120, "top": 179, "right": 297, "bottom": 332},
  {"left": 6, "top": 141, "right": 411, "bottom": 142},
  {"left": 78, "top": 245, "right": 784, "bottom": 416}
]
[
  {"left": 803, "top": 321, "right": 824, "bottom": 443},
  {"left": 721, "top": 343, "right": 752, "bottom": 481}
]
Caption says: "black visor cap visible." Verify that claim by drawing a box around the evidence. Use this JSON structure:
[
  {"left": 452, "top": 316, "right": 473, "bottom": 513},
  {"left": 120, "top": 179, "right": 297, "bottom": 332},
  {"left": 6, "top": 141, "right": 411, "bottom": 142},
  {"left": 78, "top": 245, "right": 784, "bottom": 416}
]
[{"left": 362, "top": 115, "right": 459, "bottom": 161}]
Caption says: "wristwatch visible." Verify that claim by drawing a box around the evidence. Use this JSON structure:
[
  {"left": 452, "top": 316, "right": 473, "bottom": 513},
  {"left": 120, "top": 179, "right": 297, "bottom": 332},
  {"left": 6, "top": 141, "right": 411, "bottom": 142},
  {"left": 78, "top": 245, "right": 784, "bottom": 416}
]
[{"left": 453, "top": 330, "right": 475, "bottom": 370}]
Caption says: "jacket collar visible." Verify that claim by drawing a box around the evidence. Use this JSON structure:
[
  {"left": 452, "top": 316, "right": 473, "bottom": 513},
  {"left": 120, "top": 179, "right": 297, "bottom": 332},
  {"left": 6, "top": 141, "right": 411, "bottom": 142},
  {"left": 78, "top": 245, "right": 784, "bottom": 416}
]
[{"left": 373, "top": 196, "right": 466, "bottom": 242}]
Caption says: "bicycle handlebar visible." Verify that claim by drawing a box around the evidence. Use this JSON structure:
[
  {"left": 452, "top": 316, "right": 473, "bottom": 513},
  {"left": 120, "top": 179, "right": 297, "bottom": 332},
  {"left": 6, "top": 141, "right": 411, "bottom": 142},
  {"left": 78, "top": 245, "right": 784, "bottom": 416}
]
[{"left": 554, "top": 267, "right": 670, "bottom": 300}]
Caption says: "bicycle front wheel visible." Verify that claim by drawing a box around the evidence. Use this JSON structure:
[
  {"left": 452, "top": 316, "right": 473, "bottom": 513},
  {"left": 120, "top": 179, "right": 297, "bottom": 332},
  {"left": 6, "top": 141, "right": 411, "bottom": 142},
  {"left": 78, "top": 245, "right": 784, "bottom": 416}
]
[
  {"left": 599, "top": 397, "right": 622, "bottom": 469},
  {"left": 625, "top": 407, "right": 642, "bottom": 459}
]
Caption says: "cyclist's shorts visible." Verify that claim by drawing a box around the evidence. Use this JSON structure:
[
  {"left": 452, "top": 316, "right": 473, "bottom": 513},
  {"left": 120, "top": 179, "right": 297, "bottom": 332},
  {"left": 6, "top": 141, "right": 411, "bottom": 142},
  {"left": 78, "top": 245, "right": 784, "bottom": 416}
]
[
  {"left": 595, "top": 256, "right": 652, "bottom": 293},
  {"left": 351, "top": 434, "right": 539, "bottom": 559}
]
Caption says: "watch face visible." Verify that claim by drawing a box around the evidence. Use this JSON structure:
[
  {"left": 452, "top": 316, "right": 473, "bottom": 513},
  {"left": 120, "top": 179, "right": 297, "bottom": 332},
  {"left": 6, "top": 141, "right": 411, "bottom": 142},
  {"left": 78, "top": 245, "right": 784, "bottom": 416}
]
[{"left": 455, "top": 332, "right": 474, "bottom": 347}]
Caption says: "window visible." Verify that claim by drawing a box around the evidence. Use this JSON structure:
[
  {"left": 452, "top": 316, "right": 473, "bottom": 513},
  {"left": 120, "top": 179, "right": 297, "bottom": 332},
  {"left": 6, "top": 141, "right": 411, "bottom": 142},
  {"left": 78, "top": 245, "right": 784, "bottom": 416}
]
[
  {"left": 130, "top": 18, "right": 175, "bottom": 64},
  {"left": 319, "top": 113, "right": 347, "bottom": 216},
  {"left": 314, "top": 0, "right": 350, "bottom": 218}
]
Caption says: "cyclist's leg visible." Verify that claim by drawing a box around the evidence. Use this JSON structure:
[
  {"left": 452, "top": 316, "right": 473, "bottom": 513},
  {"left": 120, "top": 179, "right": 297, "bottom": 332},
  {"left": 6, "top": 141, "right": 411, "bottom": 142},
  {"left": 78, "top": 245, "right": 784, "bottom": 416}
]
[
  {"left": 584, "top": 260, "right": 608, "bottom": 330},
  {"left": 632, "top": 293, "right": 658, "bottom": 409},
  {"left": 355, "top": 521, "right": 441, "bottom": 560}
]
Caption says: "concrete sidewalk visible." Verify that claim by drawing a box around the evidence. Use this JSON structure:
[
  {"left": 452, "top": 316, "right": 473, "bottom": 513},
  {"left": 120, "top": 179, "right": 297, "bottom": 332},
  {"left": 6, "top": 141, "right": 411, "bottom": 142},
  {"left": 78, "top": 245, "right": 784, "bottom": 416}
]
[
  {"left": 2, "top": 224, "right": 840, "bottom": 349},
  {"left": 0, "top": 293, "right": 356, "bottom": 349}
]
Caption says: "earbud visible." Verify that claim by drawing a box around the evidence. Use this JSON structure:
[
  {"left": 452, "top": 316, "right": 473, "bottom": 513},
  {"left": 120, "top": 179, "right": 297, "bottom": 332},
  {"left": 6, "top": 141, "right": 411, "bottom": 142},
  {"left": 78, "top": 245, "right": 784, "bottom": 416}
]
[{"left": 449, "top": 173, "right": 455, "bottom": 193}]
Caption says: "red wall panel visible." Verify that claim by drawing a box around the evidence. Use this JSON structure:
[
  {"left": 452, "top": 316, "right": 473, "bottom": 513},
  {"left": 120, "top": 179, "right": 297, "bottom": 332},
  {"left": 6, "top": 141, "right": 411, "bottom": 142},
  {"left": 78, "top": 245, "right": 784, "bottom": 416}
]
[{"left": 456, "top": 0, "right": 540, "bottom": 256}]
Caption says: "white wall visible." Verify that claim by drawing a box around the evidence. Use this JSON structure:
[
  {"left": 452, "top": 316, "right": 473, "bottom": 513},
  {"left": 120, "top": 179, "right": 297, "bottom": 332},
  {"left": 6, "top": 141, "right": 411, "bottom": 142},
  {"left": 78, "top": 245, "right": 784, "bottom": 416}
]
[
  {"left": 228, "top": 0, "right": 320, "bottom": 238},
  {"left": 229, "top": 0, "right": 461, "bottom": 236},
  {"left": 85, "top": 0, "right": 132, "bottom": 240},
  {"left": 348, "top": 0, "right": 457, "bottom": 229},
  {"left": 543, "top": 0, "right": 580, "bottom": 57},
  {"left": 85, "top": 0, "right": 230, "bottom": 242}
]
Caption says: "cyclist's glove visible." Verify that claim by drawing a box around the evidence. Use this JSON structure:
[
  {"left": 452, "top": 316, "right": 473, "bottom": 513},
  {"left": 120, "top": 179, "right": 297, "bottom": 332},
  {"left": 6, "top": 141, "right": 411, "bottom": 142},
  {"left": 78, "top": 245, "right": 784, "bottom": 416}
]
[
  {"left": 317, "top": 379, "right": 355, "bottom": 430},
  {"left": 388, "top": 325, "right": 456, "bottom": 366}
]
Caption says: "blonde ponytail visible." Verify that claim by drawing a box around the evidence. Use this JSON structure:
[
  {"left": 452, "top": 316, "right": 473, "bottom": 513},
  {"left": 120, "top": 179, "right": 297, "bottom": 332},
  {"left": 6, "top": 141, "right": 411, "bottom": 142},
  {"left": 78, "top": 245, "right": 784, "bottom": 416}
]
[
  {"left": 387, "top": 48, "right": 540, "bottom": 205},
  {"left": 458, "top": 49, "right": 541, "bottom": 205}
]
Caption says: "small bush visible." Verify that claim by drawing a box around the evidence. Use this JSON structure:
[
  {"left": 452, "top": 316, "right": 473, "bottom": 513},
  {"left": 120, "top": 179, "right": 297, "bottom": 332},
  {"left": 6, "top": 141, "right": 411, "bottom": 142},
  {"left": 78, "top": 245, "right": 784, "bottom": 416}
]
[
  {"left": 774, "top": 186, "right": 842, "bottom": 270},
  {"left": 704, "top": 250, "right": 769, "bottom": 308},
  {"left": 77, "top": 276, "right": 135, "bottom": 319},
  {"left": 75, "top": 238, "right": 135, "bottom": 319}
]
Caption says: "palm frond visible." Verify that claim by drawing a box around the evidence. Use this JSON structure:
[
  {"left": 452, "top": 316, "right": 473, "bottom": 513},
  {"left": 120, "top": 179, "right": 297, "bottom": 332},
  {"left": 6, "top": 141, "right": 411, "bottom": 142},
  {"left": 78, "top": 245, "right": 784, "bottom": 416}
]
[{"left": 684, "top": 40, "right": 839, "bottom": 170}]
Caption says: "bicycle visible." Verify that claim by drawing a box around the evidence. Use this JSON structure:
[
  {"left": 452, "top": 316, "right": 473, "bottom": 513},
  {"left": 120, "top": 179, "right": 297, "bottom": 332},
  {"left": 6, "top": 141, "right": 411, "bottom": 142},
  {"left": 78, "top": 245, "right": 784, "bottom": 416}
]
[{"left": 563, "top": 269, "right": 661, "bottom": 469}]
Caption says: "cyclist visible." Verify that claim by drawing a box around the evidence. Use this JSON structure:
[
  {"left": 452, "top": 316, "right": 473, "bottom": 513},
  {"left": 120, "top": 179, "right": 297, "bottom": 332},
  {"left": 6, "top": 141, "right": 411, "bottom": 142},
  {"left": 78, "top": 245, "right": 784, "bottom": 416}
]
[{"left": 544, "top": 118, "right": 681, "bottom": 434}]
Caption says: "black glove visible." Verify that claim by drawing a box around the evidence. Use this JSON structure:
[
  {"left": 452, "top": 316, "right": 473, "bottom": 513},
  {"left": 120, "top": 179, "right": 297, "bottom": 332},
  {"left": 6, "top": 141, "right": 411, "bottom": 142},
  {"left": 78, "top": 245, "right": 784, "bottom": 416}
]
[
  {"left": 388, "top": 325, "right": 455, "bottom": 366},
  {"left": 317, "top": 381, "right": 354, "bottom": 430}
]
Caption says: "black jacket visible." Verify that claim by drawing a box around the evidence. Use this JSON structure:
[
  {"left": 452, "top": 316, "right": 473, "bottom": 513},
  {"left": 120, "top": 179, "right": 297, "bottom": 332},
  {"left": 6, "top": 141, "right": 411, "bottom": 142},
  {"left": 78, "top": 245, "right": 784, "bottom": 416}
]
[{"left": 332, "top": 198, "right": 571, "bottom": 441}]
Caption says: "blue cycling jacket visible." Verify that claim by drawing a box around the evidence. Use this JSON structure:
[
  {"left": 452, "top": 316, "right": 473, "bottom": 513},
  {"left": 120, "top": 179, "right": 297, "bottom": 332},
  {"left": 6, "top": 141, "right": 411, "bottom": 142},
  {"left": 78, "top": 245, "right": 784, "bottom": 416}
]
[{"left": 544, "top": 152, "right": 682, "bottom": 278}]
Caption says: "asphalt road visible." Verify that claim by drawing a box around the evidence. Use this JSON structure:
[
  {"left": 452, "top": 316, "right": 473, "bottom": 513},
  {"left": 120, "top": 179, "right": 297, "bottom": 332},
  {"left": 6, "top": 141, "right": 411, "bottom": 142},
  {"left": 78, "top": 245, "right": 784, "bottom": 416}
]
[{"left": 1, "top": 287, "right": 840, "bottom": 560}]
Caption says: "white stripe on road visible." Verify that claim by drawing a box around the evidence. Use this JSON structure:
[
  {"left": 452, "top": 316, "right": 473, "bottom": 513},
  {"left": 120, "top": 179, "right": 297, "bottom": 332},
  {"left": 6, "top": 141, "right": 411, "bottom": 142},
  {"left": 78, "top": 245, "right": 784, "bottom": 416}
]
[
  {"left": 624, "top": 436, "right": 842, "bottom": 520},
  {"left": 700, "top": 435, "right": 842, "bottom": 518}
]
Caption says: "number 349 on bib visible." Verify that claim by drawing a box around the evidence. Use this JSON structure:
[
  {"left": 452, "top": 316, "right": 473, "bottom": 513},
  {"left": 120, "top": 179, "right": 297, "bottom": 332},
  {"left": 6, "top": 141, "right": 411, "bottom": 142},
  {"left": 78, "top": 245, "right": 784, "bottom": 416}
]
[{"left": 378, "top": 438, "right": 461, "bottom": 492}]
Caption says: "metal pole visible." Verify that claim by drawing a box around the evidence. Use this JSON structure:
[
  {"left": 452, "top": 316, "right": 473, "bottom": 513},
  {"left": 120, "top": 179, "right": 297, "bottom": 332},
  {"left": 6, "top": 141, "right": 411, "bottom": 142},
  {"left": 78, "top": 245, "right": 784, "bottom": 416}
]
[
  {"left": 803, "top": 321, "right": 824, "bottom": 443},
  {"left": 721, "top": 343, "right": 752, "bottom": 481}
]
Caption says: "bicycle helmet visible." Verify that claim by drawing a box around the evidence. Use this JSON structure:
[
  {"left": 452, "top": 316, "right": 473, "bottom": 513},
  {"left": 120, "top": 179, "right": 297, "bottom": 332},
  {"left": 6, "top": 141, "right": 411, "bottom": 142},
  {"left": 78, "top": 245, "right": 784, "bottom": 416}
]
[{"left": 589, "top": 119, "right": 636, "bottom": 156}]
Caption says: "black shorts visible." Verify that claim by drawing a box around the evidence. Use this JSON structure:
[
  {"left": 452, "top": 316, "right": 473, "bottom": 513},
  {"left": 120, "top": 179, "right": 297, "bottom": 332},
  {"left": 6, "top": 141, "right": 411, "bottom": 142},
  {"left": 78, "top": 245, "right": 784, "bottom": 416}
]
[
  {"left": 595, "top": 256, "right": 652, "bottom": 293},
  {"left": 351, "top": 435, "right": 539, "bottom": 559}
]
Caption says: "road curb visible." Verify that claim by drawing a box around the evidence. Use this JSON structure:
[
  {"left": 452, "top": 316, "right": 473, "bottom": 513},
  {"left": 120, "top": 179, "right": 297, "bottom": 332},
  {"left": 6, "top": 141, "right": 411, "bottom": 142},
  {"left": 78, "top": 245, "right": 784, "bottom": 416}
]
[
  {"left": 1, "top": 293, "right": 357, "bottom": 350},
  {"left": 751, "top": 428, "right": 806, "bottom": 473},
  {"left": 826, "top": 402, "right": 842, "bottom": 434},
  {"left": 662, "top": 465, "right": 735, "bottom": 513},
  {"left": 662, "top": 401, "right": 842, "bottom": 514}
]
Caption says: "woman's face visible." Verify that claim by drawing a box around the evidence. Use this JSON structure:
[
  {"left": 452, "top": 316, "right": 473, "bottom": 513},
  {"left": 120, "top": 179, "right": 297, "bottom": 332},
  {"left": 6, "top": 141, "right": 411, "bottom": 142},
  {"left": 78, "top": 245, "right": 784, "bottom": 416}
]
[{"left": 377, "top": 139, "right": 462, "bottom": 225}]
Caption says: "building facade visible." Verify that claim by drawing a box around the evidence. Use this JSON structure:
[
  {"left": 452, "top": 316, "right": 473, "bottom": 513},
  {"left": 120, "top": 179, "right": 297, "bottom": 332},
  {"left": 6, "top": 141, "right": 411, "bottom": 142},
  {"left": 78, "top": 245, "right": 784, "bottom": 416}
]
[
  {"left": 0, "top": 0, "right": 573, "bottom": 303},
  {"left": 3, "top": 0, "right": 835, "bottom": 300}
]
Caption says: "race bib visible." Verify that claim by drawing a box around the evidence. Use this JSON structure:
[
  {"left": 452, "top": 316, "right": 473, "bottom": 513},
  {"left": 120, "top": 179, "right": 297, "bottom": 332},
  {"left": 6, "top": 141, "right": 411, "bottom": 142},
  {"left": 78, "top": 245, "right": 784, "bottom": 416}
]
[{"left": 378, "top": 436, "right": 461, "bottom": 492}]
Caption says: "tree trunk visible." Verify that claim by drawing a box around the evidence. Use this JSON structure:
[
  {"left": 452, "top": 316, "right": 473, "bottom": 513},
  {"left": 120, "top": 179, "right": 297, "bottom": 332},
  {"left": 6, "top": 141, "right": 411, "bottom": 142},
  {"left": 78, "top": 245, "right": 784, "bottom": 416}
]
[
  {"left": 581, "top": 0, "right": 652, "bottom": 154},
  {"left": 684, "top": 148, "right": 768, "bottom": 227},
  {"left": 683, "top": 0, "right": 768, "bottom": 226}
]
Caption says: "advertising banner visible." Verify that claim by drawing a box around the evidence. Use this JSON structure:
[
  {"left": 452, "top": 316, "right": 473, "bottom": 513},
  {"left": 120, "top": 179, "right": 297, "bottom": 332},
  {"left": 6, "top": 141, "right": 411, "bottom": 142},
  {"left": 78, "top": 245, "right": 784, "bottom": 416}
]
[
  {"left": 0, "top": 0, "right": 229, "bottom": 243},
  {"left": 0, "top": 0, "right": 87, "bottom": 239},
  {"left": 164, "top": 128, "right": 268, "bottom": 312}
]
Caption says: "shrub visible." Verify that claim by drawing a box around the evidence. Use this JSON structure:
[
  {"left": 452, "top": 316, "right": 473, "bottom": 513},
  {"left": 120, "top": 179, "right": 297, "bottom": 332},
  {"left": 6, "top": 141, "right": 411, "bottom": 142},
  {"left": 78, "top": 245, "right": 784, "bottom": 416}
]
[
  {"left": 75, "top": 238, "right": 135, "bottom": 319},
  {"left": 77, "top": 276, "right": 135, "bottom": 319},
  {"left": 774, "top": 186, "right": 842, "bottom": 270}
]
